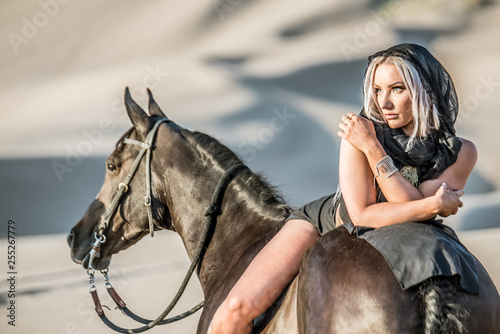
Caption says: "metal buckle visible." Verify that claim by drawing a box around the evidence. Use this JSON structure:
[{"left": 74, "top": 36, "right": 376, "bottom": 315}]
[
  {"left": 88, "top": 233, "right": 107, "bottom": 270},
  {"left": 101, "top": 268, "right": 112, "bottom": 288},
  {"left": 144, "top": 195, "right": 151, "bottom": 207},
  {"left": 118, "top": 182, "right": 129, "bottom": 193},
  {"left": 94, "top": 232, "right": 106, "bottom": 244}
]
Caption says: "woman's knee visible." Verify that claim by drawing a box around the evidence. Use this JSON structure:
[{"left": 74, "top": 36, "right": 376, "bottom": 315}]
[
  {"left": 224, "top": 294, "right": 252, "bottom": 320},
  {"left": 281, "top": 219, "right": 320, "bottom": 247},
  {"left": 211, "top": 295, "right": 254, "bottom": 333}
]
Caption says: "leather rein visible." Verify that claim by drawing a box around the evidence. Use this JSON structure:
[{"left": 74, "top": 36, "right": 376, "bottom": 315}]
[{"left": 85, "top": 118, "right": 246, "bottom": 333}]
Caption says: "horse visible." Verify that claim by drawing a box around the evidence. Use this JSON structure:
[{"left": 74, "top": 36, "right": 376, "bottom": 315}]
[{"left": 67, "top": 88, "right": 500, "bottom": 333}]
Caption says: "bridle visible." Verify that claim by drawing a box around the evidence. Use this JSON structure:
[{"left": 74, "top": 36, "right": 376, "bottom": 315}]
[
  {"left": 93, "top": 118, "right": 166, "bottom": 244},
  {"left": 85, "top": 118, "right": 246, "bottom": 333}
]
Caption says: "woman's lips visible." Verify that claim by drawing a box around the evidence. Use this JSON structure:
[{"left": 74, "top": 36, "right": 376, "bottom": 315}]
[{"left": 384, "top": 113, "right": 398, "bottom": 120}]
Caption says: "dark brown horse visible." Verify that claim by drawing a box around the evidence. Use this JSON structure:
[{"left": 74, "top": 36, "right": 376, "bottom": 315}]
[{"left": 67, "top": 89, "right": 500, "bottom": 333}]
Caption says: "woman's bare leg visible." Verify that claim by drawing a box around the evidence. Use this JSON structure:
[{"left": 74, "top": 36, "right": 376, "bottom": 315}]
[{"left": 209, "top": 219, "right": 320, "bottom": 334}]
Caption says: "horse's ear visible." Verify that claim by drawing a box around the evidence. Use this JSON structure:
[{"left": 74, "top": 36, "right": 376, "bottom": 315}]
[
  {"left": 124, "top": 87, "right": 150, "bottom": 134},
  {"left": 147, "top": 89, "right": 167, "bottom": 118}
]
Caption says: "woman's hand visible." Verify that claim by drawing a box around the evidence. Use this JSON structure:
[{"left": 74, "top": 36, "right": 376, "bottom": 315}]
[
  {"left": 337, "top": 113, "right": 377, "bottom": 154},
  {"left": 433, "top": 183, "right": 464, "bottom": 217}
]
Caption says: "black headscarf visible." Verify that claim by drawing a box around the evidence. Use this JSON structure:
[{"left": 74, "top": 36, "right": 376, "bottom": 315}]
[{"left": 362, "top": 43, "right": 462, "bottom": 183}]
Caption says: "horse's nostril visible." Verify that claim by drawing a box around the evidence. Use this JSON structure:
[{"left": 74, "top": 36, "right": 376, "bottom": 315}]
[{"left": 67, "top": 229, "right": 75, "bottom": 247}]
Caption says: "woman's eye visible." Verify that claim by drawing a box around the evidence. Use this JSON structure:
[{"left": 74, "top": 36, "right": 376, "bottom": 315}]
[
  {"left": 374, "top": 88, "right": 381, "bottom": 94},
  {"left": 107, "top": 163, "right": 117, "bottom": 173},
  {"left": 393, "top": 87, "right": 403, "bottom": 92}
]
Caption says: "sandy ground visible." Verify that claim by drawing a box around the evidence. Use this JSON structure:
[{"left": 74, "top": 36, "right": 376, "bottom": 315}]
[
  {"left": 1, "top": 0, "right": 500, "bottom": 332},
  {"left": 0, "top": 227, "right": 499, "bottom": 333},
  {"left": 0, "top": 232, "right": 204, "bottom": 334}
]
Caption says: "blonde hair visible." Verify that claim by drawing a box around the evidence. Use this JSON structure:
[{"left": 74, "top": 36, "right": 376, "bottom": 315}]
[{"left": 363, "top": 56, "right": 441, "bottom": 148}]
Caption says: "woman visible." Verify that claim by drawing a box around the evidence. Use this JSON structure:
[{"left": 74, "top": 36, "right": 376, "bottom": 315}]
[{"left": 208, "top": 43, "right": 476, "bottom": 333}]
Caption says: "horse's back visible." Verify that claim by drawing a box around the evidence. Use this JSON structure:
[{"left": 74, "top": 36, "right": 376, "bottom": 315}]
[
  {"left": 296, "top": 226, "right": 500, "bottom": 333},
  {"left": 297, "top": 226, "right": 421, "bottom": 333}
]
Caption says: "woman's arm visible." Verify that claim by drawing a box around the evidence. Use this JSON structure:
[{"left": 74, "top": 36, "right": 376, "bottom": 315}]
[
  {"left": 339, "top": 139, "right": 464, "bottom": 228},
  {"left": 338, "top": 114, "right": 424, "bottom": 202},
  {"left": 338, "top": 114, "right": 477, "bottom": 201},
  {"left": 418, "top": 138, "right": 477, "bottom": 197}
]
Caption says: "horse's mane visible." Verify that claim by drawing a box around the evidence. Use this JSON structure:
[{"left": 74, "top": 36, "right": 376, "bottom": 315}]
[
  {"left": 188, "top": 131, "right": 291, "bottom": 219},
  {"left": 113, "top": 124, "right": 290, "bottom": 220}
]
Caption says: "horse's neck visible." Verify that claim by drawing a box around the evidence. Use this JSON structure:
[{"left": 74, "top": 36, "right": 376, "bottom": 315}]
[
  {"left": 201, "top": 184, "right": 287, "bottom": 294},
  {"left": 163, "top": 165, "right": 288, "bottom": 296}
]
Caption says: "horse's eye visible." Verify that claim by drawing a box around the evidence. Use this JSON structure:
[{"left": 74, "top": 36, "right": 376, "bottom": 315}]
[{"left": 107, "top": 163, "right": 117, "bottom": 173}]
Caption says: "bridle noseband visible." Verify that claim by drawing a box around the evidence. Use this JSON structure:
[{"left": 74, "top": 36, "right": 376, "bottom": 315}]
[{"left": 84, "top": 118, "right": 246, "bottom": 333}]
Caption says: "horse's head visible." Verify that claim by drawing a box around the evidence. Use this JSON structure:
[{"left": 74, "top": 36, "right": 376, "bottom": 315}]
[
  {"left": 68, "top": 88, "right": 290, "bottom": 274},
  {"left": 67, "top": 88, "right": 175, "bottom": 270}
]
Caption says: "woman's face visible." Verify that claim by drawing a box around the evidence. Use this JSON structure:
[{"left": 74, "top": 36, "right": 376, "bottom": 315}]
[{"left": 373, "top": 63, "right": 414, "bottom": 135}]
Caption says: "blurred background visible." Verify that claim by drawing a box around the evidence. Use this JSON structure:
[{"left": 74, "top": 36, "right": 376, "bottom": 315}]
[{"left": 0, "top": 0, "right": 499, "bottom": 333}]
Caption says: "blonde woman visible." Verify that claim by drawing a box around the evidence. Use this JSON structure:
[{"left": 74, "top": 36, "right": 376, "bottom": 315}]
[{"left": 209, "top": 43, "right": 475, "bottom": 334}]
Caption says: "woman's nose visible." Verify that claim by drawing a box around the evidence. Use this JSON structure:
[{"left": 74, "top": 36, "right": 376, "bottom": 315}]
[{"left": 379, "top": 92, "right": 393, "bottom": 110}]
